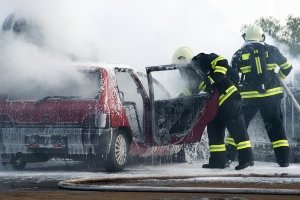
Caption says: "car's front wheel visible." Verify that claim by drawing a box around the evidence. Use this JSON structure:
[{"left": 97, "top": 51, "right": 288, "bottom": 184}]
[{"left": 104, "top": 132, "right": 129, "bottom": 172}]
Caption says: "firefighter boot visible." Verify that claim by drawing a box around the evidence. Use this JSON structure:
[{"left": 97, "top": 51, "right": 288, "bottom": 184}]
[
  {"left": 235, "top": 161, "right": 254, "bottom": 170},
  {"left": 202, "top": 152, "right": 227, "bottom": 169},
  {"left": 235, "top": 148, "right": 254, "bottom": 170},
  {"left": 274, "top": 146, "right": 290, "bottom": 167}
]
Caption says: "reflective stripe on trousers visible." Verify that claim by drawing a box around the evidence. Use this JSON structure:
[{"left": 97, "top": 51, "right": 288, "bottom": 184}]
[
  {"left": 225, "top": 138, "right": 251, "bottom": 150},
  {"left": 225, "top": 137, "right": 236, "bottom": 146},
  {"left": 237, "top": 140, "right": 252, "bottom": 150},
  {"left": 272, "top": 139, "right": 289, "bottom": 149},
  {"left": 209, "top": 144, "right": 226, "bottom": 152}
]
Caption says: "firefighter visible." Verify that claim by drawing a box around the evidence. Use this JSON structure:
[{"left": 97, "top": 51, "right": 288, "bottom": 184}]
[
  {"left": 189, "top": 52, "right": 254, "bottom": 170},
  {"left": 171, "top": 47, "right": 202, "bottom": 96},
  {"left": 226, "top": 24, "right": 293, "bottom": 167},
  {"left": 172, "top": 46, "right": 194, "bottom": 65}
]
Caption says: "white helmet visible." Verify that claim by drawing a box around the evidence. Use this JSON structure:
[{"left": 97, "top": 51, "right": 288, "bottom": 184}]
[
  {"left": 171, "top": 47, "right": 194, "bottom": 64},
  {"left": 243, "top": 24, "right": 265, "bottom": 42}
]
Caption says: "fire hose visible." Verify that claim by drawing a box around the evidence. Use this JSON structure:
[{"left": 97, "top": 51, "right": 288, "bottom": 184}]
[
  {"left": 58, "top": 174, "right": 300, "bottom": 195},
  {"left": 280, "top": 78, "right": 300, "bottom": 114}
]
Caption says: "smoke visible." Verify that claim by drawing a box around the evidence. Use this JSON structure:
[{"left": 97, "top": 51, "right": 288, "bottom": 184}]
[
  {"left": 0, "top": 0, "right": 245, "bottom": 64},
  {"left": 0, "top": 0, "right": 236, "bottom": 99},
  {"left": 0, "top": 0, "right": 298, "bottom": 99},
  {"left": 0, "top": 0, "right": 102, "bottom": 99},
  {"left": 273, "top": 39, "right": 300, "bottom": 84}
]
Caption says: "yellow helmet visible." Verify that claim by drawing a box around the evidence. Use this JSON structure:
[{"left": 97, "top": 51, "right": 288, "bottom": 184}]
[
  {"left": 171, "top": 47, "right": 194, "bottom": 64},
  {"left": 243, "top": 24, "right": 265, "bottom": 42}
]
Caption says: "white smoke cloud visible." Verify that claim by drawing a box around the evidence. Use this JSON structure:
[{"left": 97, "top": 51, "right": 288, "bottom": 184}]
[
  {"left": 0, "top": 0, "right": 298, "bottom": 99},
  {"left": 0, "top": 0, "right": 248, "bottom": 66},
  {"left": 1, "top": 0, "right": 298, "bottom": 65}
]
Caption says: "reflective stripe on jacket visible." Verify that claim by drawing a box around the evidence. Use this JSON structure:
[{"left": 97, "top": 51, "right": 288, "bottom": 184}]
[
  {"left": 197, "top": 54, "right": 239, "bottom": 106},
  {"left": 232, "top": 43, "right": 292, "bottom": 100}
]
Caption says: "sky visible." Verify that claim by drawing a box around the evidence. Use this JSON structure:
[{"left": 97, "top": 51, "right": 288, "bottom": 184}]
[{"left": 0, "top": 0, "right": 299, "bottom": 67}]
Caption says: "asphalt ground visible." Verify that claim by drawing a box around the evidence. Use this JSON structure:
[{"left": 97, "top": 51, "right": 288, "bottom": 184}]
[{"left": 0, "top": 160, "right": 300, "bottom": 200}]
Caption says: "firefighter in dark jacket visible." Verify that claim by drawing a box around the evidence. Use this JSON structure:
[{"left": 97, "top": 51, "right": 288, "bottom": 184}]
[
  {"left": 226, "top": 24, "right": 293, "bottom": 167},
  {"left": 188, "top": 52, "right": 254, "bottom": 170}
]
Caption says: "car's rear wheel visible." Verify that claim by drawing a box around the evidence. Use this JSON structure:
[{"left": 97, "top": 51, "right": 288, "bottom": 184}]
[{"left": 104, "top": 132, "right": 128, "bottom": 172}]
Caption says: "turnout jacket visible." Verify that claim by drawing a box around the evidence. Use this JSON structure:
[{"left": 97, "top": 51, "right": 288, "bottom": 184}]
[
  {"left": 232, "top": 42, "right": 293, "bottom": 102},
  {"left": 192, "top": 53, "right": 240, "bottom": 107}
]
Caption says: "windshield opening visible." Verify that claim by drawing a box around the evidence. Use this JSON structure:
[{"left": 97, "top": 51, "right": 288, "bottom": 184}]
[
  {"left": 137, "top": 71, "right": 171, "bottom": 100},
  {"left": 149, "top": 69, "right": 185, "bottom": 100}
]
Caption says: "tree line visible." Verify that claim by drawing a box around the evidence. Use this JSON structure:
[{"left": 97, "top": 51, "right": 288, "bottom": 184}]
[{"left": 243, "top": 16, "right": 300, "bottom": 57}]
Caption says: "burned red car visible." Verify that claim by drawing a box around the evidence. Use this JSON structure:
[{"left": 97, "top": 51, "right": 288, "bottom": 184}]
[{"left": 0, "top": 64, "right": 217, "bottom": 172}]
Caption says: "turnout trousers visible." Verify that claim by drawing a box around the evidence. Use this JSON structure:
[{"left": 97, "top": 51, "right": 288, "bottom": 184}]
[
  {"left": 207, "top": 94, "right": 254, "bottom": 167},
  {"left": 226, "top": 97, "right": 290, "bottom": 165}
]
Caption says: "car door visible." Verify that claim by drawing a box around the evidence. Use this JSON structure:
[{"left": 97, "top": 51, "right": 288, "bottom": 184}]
[
  {"left": 114, "top": 69, "right": 145, "bottom": 143},
  {"left": 146, "top": 65, "right": 217, "bottom": 145}
]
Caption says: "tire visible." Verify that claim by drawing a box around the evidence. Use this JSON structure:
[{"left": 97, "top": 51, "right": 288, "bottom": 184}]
[
  {"left": 104, "top": 132, "right": 129, "bottom": 172},
  {"left": 11, "top": 153, "right": 27, "bottom": 170}
]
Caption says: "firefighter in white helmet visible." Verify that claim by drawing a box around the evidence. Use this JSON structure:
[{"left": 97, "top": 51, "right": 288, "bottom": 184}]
[
  {"left": 243, "top": 24, "right": 265, "bottom": 42},
  {"left": 172, "top": 46, "right": 194, "bottom": 65},
  {"left": 172, "top": 47, "right": 202, "bottom": 96},
  {"left": 226, "top": 24, "right": 293, "bottom": 167}
]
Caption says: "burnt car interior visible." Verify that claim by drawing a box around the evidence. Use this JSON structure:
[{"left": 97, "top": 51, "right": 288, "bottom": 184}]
[
  {"left": 146, "top": 65, "right": 209, "bottom": 145},
  {"left": 154, "top": 95, "right": 207, "bottom": 140}
]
